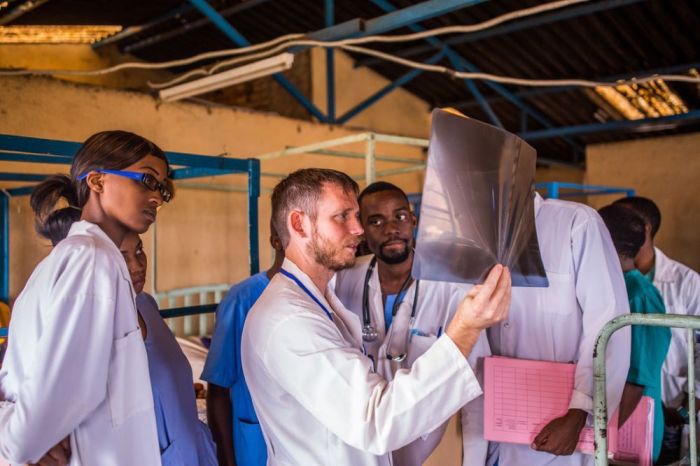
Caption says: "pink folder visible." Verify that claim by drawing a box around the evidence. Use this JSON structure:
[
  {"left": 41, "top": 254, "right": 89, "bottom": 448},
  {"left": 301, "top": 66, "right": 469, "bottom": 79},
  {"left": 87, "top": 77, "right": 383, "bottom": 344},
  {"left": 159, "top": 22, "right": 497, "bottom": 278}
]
[{"left": 483, "top": 356, "right": 653, "bottom": 463}]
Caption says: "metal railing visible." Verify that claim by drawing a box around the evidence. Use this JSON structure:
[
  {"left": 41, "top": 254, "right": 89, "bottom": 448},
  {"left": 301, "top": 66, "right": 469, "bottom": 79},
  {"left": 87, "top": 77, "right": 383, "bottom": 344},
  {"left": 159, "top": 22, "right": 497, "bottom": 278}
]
[
  {"left": 594, "top": 313, "right": 700, "bottom": 465},
  {"left": 155, "top": 284, "right": 229, "bottom": 337}
]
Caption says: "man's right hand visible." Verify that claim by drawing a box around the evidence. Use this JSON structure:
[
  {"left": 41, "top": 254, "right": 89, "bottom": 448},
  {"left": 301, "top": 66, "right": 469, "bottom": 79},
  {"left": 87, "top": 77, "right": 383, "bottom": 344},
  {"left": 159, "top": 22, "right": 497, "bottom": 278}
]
[{"left": 446, "top": 264, "right": 511, "bottom": 356}]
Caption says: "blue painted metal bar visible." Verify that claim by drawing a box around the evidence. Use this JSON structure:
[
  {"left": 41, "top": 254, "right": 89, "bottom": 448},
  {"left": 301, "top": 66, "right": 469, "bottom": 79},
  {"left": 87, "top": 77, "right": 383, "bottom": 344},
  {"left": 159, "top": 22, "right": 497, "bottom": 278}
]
[
  {"left": 171, "top": 167, "right": 242, "bottom": 180},
  {"left": 326, "top": 0, "right": 336, "bottom": 123},
  {"left": 446, "top": 50, "right": 502, "bottom": 127},
  {"left": 535, "top": 182, "right": 635, "bottom": 199},
  {"left": 0, "top": 133, "right": 253, "bottom": 173},
  {"left": 361, "top": 0, "right": 645, "bottom": 68},
  {"left": 0, "top": 134, "right": 80, "bottom": 158},
  {"left": 247, "top": 159, "right": 261, "bottom": 275},
  {"left": 0, "top": 327, "right": 7, "bottom": 338},
  {"left": 6, "top": 186, "right": 35, "bottom": 197},
  {"left": 308, "top": 19, "right": 363, "bottom": 42},
  {"left": 364, "top": 0, "right": 487, "bottom": 35},
  {"left": 0, "top": 173, "right": 47, "bottom": 182},
  {"left": 337, "top": 49, "right": 446, "bottom": 124},
  {"left": 1, "top": 192, "right": 8, "bottom": 304},
  {"left": 160, "top": 303, "right": 217, "bottom": 319},
  {"left": 0, "top": 152, "right": 73, "bottom": 165},
  {"left": 188, "top": 0, "right": 327, "bottom": 122},
  {"left": 521, "top": 110, "right": 700, "bottom": 140}
]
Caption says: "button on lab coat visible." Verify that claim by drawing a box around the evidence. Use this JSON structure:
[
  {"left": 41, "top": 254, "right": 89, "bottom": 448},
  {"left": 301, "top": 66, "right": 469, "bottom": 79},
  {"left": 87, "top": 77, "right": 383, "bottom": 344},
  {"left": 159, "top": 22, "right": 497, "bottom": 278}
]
[
  {"left": 487, "top": 194, "right": 631, "bottom": 466},
  {"left": 653, "top": 247, "right": 700, "bottom": 407},
  {"left": 335, "top": 254, "right": 490, "bottom": 466},
  {"left": 0, "top": 221, "right": 160, "bottom": 465},
  {"left": 241, "top": 258, "right": 483, "bottom": 466}
]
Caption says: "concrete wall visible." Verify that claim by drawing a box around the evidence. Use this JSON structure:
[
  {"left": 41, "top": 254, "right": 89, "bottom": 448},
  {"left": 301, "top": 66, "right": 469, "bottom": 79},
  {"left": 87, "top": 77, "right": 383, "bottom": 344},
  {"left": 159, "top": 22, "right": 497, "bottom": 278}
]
[
  {"left": 586, "top": 133, "right": 700, "bottom": 272},
  {"left": 0, "top": 75, "right": 425, "bottom": 302}
]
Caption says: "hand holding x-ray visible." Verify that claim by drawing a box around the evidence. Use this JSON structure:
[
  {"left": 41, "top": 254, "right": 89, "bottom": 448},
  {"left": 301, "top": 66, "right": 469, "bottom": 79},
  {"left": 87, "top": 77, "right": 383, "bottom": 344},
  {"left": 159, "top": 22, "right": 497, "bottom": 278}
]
[{"left": 446, "top": 264, "right": 512, "bottom": 357}]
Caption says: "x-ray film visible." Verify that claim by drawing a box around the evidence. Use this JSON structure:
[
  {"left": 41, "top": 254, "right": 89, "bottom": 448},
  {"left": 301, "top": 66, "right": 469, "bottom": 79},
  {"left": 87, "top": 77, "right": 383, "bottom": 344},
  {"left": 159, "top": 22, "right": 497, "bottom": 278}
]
[{"left": 412, "top": 109, "right": 548, "bottom": 287}]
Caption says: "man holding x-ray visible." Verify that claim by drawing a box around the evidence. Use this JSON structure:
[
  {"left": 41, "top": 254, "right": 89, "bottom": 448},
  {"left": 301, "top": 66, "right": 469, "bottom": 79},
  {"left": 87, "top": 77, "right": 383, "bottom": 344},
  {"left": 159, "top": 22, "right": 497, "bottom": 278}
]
[{"left": 335, "top": 181, "right": 490, "bottom": 466}]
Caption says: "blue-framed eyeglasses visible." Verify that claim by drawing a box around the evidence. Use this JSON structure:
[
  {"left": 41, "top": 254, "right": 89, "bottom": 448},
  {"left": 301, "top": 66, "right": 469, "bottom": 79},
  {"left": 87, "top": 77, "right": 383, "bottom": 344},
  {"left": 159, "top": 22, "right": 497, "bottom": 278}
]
[{"left": 78, "top": 169, "right": 172, "bottom": 203}]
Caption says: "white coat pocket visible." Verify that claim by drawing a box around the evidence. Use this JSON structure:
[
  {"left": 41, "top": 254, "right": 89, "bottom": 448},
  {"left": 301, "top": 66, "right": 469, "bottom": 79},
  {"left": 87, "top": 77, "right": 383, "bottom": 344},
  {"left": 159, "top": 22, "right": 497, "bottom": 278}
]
[{"left": 107, "top": 328, "right": 151, "bottom": 427}]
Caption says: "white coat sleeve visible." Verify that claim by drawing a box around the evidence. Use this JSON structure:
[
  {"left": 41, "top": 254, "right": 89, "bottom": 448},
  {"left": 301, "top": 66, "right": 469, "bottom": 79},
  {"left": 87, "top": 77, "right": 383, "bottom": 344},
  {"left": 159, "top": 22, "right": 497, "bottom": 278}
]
[
  {"left": 263, "top": 313, "right": 483, "bottom": 456},
  {"left": 447, "top": 284, "right": 489, "bottom": 466},
  {"left": 460, "top": 333, "right": 490, "bottom": 466},
  {"left": 0, "top": 245, "right": 117, "bottom": 464},
  {"left": 568, "top": 211, "right": 631, "bottom": 414}
]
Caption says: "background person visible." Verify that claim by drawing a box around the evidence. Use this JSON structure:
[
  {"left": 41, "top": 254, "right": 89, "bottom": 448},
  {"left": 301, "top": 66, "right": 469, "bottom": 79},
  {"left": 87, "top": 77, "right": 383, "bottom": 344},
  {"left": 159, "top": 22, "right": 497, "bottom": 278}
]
[
  {"left": 488, "top": 192, "right": 631, "bottom": 466},
  {"left": 120, "top": 231, "right": 218, "bottom": 466},
  {"left": 0, "top": 131, "right": 168, "bottom": 464},
  {"left": 599, "top": 203, "right": 670, "bottom": 463},
  {"left": 202, "top": 226, "right": 284, "bottom": 466},
  {"left": 335, "top": 181, "right": 490, "bottom": 466}
]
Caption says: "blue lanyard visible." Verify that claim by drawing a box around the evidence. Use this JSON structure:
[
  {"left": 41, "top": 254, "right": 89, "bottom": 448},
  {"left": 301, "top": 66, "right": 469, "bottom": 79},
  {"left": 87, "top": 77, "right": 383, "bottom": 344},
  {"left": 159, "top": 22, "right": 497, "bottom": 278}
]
[{"left": 280, "top": 268, "right": 334, "bottom": 322}]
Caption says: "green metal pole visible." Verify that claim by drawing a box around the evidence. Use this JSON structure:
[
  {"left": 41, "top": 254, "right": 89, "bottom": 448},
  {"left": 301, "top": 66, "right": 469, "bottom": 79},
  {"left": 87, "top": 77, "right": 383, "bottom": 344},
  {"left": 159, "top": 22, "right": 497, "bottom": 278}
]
[
  {"left": 365, "top": 133, "right": 376, "bottom": 186},
  {"left": 688, "top": 327, "right": 697, "bottom": 465},
  {"left": 593, "top": 314, "right": 700, "bottom": 465}
]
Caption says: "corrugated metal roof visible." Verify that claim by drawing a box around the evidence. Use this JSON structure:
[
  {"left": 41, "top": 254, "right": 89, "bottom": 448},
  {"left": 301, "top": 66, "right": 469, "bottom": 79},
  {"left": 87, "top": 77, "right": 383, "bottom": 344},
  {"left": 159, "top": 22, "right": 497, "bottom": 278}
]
[{"left": 3, "top": 0, "right": 699, "bottom": 164}]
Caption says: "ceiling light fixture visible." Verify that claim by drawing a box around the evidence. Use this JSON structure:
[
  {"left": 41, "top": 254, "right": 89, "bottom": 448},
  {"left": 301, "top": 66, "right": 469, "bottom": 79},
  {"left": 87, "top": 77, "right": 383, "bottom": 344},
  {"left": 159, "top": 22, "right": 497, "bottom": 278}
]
[
  {"left": 159, "top": 53, "right": 294, "bottom": 102},
  {"left": 0, "top": 25, "right": 122, "bottom": 44}
]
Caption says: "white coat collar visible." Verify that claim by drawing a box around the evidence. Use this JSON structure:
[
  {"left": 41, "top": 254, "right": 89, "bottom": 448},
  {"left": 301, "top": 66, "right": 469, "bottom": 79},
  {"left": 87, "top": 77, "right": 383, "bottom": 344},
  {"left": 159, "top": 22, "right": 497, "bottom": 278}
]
[
  {"left": 66, "top": 220, "right": 130, "bottom": 282},
  {"left": 654, "top": 247, "right": 676, "bottom": 283},
  {"left": 281, "top": 258, "right": 363, "bottom": 348},
  {"left": 534, "top": 191, "right": 544, "bottom": 216}
]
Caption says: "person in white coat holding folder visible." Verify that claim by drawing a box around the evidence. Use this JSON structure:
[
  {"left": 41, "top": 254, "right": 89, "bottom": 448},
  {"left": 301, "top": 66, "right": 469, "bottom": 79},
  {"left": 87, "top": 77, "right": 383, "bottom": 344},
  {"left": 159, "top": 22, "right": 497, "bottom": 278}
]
[
  {"left": 487, "top": 193, "right": 631, "bottom": 466},
  {"left": 0, "top": 131, "right": 169, "bottom": 465},
  {"left": 334, "top": 181, "right": 490, "bottom": 466},
  {"left": 242, "top": 168, "right": 512, "bottom": 466}
]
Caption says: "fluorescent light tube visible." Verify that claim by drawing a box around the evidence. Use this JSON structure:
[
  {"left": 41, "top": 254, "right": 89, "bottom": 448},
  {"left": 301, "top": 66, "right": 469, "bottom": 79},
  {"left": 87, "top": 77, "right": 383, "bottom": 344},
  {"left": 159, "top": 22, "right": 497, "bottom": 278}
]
[{"left": 159, "top": 53, "right": 295, "bottom": 102}]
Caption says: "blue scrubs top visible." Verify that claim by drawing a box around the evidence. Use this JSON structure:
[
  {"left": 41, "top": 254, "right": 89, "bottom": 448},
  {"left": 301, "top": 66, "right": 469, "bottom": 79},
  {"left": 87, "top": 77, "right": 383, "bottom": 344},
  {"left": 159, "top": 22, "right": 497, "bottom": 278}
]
[
  {"left": 137, "top": 293, "right": 217, "bottom": 466},
  {"left": 201, "top": 272, "right": 270, "bottom": 466},
  {"left": 624, "top": 269, "right": 671, "bottom": 462}
]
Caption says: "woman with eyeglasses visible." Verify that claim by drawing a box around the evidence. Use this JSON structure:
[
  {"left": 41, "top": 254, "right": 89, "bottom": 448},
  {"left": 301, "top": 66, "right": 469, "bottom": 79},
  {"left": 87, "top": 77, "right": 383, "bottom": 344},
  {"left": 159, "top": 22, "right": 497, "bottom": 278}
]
[
  {"left": 0, "top": 130, "right": 171, "bottom": 465},
  {"left": 119, "top": 231, "right": 217, "bottom": 466}
]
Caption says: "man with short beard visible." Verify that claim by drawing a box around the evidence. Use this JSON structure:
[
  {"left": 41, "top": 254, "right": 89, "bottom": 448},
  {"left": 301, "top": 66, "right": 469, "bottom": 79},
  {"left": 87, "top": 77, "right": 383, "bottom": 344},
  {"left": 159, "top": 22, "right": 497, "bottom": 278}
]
[
  {"left": 334, "top": 181, "right": 491, "bottom": 466},
  {"left": 241, "top": 169, "right": 512, "bottom": 466}
]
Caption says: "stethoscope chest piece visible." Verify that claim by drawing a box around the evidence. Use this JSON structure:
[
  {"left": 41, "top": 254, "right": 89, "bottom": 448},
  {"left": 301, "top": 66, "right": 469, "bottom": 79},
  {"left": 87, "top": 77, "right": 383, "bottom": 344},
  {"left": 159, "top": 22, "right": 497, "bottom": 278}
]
[{"left": 362, "top": 323, "right": 379, "bottom": 342}]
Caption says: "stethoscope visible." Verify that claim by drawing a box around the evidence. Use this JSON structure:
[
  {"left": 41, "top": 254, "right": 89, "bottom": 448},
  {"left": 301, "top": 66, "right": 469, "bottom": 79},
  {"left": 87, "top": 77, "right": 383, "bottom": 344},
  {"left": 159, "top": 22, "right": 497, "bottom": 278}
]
[{"left": 361, "top": 256, "right": 420, "bottom": 345}]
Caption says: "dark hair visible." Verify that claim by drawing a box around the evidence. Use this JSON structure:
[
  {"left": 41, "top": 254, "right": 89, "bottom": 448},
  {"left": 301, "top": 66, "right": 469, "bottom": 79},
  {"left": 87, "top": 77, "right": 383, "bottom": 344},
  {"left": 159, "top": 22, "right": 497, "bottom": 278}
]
[
  {"left": 271, "top": 168, "right": 359, "bottom": 247},
  {"left": 30, "top": 130, "right": 168, "bottom": 245},
  {"left": 598, "top": 204, "right": 646, "bottom": 259},
  {"left": 357, "top": 181, "right": 408, "bottom": 208},
  {"left": 612, "top": 196, "right": 661, "bottom": 238}
]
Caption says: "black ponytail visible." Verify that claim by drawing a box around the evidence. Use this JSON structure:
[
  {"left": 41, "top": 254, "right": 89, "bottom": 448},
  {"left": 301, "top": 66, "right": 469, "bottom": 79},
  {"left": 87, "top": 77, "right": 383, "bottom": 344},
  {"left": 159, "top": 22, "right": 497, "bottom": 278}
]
[
  {"left": 30, "top": 130, "right": 169, "bottom": 245},
  {"left": 30, "top": 175, "right": 82, "bottom": 246}
]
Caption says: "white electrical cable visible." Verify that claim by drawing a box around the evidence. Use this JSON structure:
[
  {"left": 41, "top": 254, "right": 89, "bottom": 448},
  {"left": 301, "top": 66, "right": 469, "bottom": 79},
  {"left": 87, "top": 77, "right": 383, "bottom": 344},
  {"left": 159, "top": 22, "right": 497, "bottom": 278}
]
[
  {"left": 2, "top": 0, "right": 699, "bottom": 91},
  {"left": 0, "top": 0, "right": 601, "bottom": 77},
  {"left": 0, "top": 32, "right": 306, "bottom": 77}
]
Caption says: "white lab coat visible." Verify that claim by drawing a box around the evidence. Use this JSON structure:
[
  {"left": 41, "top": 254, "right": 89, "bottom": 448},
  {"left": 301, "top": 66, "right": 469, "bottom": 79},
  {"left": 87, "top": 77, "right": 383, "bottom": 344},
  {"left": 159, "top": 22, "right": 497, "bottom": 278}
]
[
  {"left": 0, "top": 221, "right": 160, "bottom": 466},
  {"left": 654, "top": 247, "right": 700, "bottom": 407},
  {"left": 487, "top": 194, "right": 631, "bottom": 466},
  {"left": 335, "top": 254, "right": 490, "bottom": 466},
  {"left": 241, "top": 258, "right": 483, "bottom": 466}
]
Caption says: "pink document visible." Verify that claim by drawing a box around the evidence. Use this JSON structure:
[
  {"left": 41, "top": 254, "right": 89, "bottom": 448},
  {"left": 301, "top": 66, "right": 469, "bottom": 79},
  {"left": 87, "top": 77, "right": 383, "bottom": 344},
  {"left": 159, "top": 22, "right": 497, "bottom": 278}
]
[{"left": 484, "top": 356, "right": 653, "bottom": 461}]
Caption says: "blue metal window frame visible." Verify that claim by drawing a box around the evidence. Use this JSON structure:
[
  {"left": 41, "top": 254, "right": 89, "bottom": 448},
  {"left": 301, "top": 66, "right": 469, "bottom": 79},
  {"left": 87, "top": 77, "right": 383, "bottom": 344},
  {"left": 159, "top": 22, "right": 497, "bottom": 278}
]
[
  {"left": 0, "top": 133, "right": 261, "bottom": 311},
  {"left": 534, "top": 181, "right": 635, "bottom": 199}
]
